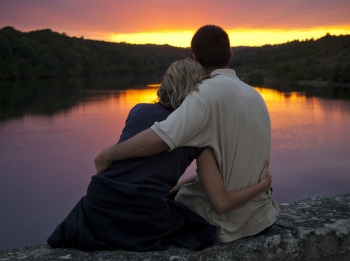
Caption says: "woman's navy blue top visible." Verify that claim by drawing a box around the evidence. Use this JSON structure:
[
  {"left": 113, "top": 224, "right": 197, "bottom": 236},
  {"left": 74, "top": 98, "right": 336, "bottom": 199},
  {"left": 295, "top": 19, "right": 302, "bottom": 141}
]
[
  {"left": 47, "top": 103, "right": 216, "bottom": 252},
  {"left": 93, "top": 103, "right": 204, "bottom": 199}
]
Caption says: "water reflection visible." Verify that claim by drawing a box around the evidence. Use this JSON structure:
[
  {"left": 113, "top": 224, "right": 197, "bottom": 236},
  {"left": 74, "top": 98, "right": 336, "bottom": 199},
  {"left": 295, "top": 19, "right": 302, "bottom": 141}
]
[
  {"left": 0, "top": 81, "right": 349, "bottom": 250},
  {"left": 258, "top": 87, "right": 350, "bottom": 203},
  {"left": 0, "top": 77, "right": 154, "bottom": 121}
]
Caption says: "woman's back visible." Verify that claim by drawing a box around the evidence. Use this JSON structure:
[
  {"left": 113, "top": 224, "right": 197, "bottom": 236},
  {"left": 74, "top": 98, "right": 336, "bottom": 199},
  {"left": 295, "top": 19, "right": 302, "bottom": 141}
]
[{"left": 95, "top": 103, "right": 204, "bottom": 199}]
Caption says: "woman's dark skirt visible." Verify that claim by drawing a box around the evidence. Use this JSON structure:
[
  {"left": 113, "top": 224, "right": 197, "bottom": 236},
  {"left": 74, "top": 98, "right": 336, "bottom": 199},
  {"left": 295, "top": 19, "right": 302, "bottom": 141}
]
[{"left": 47, "top": 180, "right": 217, "bottom": 252}]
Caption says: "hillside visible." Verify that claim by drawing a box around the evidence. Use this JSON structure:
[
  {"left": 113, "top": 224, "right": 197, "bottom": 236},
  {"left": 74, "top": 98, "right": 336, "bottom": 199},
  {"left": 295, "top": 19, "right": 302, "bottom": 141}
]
[
  {"left": 232, "top": 34, "right": 350, "bottom": 85},
  {"left": 0, "top": 26, "right": 349, "bottom": 85},
  {"left": 0, "top": 26, "right": 189, "bottom": 83}
]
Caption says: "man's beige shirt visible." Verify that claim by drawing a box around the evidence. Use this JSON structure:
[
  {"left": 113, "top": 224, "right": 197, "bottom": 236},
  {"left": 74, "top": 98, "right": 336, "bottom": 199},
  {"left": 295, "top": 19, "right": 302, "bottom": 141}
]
[{"left": 151, "top": 69, "right": 280, "bottom": 242}]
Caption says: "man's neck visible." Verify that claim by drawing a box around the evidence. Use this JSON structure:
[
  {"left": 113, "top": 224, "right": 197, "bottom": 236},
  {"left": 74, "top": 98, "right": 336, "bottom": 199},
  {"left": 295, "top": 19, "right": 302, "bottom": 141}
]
[
  {"left": 206, "top": 67, "right": 230, "bottom": 75},
  {"left": 205, "top": 65, "right": 230, "bottom": 75}
]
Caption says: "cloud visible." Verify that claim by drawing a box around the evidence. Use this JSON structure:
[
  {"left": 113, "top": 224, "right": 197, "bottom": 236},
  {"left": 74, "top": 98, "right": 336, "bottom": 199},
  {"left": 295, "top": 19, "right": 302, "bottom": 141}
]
[{"left": 0, "top": 0, "right": 349, "bottom": 45}]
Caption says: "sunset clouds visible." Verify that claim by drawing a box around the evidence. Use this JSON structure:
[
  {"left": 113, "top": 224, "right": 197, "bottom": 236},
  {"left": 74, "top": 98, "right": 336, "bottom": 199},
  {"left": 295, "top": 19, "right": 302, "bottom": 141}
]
[{"left": 1, "top": 0, "right": 349, "bottom": 47}]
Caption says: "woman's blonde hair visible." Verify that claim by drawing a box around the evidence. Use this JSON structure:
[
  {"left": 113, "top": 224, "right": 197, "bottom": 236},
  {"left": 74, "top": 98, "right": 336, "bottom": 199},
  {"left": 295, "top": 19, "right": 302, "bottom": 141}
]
[{"left": 156, "top": 59, "right": 206, "bottom": 110}]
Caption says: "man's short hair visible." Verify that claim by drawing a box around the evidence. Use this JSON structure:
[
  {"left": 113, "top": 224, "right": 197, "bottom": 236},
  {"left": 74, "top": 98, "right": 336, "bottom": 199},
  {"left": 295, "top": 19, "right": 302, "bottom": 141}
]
[{"left": 191, "top": 25, "right": 231, "bottom": 69}]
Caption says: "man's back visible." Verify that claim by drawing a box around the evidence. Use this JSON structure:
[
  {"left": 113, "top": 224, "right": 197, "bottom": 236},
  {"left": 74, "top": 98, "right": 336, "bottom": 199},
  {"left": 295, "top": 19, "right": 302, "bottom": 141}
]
[{"left": 152, "top": 69, "right": 280, "bottom": 242}]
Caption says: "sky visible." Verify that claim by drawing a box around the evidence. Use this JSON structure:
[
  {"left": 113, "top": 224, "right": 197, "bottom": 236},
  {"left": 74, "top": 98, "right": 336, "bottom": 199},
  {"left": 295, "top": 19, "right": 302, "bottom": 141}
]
[{"left": 1, "top": 0, "right": 350, "bottom": 47}]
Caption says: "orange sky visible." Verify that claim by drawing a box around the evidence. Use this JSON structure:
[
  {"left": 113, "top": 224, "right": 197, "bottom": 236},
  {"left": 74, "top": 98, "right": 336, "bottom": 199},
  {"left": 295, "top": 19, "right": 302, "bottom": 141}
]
[{"left": 1, "top": 0, "right": 350, "bottom": 47}]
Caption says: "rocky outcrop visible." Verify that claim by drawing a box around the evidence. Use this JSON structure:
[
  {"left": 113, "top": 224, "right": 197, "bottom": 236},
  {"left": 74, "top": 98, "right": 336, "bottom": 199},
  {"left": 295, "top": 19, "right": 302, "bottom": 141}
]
[{"left": 1, "top": 194, "right": 349, "bottom": 261}]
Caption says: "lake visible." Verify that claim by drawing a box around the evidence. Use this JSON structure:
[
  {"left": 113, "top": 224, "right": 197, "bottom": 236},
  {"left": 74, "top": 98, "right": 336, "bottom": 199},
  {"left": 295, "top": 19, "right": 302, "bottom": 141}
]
[{"left": 0, "top": 79, "right": 349, "bottom": 250}]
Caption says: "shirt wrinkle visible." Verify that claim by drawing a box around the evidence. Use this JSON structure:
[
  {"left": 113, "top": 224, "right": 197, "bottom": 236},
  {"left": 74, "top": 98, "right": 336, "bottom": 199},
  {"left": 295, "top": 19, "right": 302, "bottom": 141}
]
[{"left": 154, "top": 69, "right": 280, "bottom": 242}]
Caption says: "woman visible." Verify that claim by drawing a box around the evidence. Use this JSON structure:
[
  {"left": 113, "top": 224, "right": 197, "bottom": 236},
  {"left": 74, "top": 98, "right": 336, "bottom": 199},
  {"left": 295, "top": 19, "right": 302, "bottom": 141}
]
[{"left": 47, "top": 59, "right": 271, "bottom": 252}]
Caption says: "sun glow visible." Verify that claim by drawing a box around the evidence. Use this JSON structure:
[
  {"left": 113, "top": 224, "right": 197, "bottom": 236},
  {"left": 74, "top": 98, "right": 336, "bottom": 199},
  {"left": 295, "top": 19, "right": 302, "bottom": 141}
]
[
  {"left": 110, "top": 31, "right": 194, "bottom": 47},
  {"left": 227, "top": 27, "right": 350, "bottom": 47},
  {"left": 255, "top": 88, "right": 308, "bottom": 105},
  {"left": 117, "top": 89, "right": 158, "bottom": 108},
  {"left": 109, "top": 27, "right": 350, "bottom": 47}
]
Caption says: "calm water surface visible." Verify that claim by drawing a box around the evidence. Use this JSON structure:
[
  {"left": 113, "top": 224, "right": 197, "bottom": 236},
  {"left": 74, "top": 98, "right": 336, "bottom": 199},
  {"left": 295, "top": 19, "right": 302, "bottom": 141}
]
[{"left": 0, "top": 81, "right": 349, "bottom": 250}]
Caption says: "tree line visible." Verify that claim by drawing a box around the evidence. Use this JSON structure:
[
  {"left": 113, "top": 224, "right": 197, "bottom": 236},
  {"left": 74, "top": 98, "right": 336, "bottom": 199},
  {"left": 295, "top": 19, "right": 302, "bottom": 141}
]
[
  {"left": 232, "top": 33, "right": 350, "bottom": 85},
  {"left": 0, "top": 26, "right": 190, "bottom": 83},
  {"left": 0, "top": 26, "right": 349, "bottom": 85}
]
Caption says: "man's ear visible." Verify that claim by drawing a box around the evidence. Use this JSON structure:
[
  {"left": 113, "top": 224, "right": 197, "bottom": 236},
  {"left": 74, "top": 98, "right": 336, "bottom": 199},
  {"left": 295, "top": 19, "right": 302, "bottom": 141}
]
[
  {"left": 230, "top": 49, "right": 233, "bottom": 62},
  {"left": 192, "top": 53, "right": 198, "bottom": 62}
]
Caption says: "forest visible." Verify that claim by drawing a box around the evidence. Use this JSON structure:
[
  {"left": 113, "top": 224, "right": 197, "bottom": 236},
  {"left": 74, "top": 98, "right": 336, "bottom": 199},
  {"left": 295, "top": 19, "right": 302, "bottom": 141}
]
[
  {"left": 232, "top": 33, "right": 350, "bottom": 85},
  {"left": 0, "top": 26, "right": 349, "bottom": 85}
]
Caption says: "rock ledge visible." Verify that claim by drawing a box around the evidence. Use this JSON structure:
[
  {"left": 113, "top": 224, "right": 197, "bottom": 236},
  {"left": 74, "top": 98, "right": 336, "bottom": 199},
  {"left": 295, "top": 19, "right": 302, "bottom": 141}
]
[{"left": 1, "top": 194, "right": 349, "bottom": 261}]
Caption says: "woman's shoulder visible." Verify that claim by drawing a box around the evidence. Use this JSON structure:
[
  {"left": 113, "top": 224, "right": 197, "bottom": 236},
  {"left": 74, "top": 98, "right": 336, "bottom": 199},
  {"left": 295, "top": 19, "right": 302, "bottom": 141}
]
[
  {"left": 131, "top": 103, "right": 169, "bottom": 111},
  {"left": 130, "top": 103, "right": 171, "bottom": 117},
  {"left": 120, "top": 103, "right": 171, "bottom": 143},
  {"left": 131, "top": 103, "right": 153, "bottom": 110}
]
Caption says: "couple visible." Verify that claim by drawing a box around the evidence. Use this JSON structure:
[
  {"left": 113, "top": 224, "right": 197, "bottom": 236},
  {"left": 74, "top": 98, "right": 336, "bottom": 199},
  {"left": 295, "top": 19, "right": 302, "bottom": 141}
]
[{"left": 47, "top": 25, "right": 280, "bottom": 251}]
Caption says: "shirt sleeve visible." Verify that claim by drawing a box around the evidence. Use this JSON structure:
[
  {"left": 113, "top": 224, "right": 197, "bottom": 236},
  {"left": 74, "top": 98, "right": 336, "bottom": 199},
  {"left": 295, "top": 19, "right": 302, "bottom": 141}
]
[{"left": 151, "top": 94, "right": 209, "bottom": 150}]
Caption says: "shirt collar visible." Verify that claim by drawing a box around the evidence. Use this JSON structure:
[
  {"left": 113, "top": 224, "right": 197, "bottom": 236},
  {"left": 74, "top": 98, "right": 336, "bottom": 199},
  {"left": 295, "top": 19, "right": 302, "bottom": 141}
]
[{"left": 210, "top": 69, "right": 237, "bottom": 78}]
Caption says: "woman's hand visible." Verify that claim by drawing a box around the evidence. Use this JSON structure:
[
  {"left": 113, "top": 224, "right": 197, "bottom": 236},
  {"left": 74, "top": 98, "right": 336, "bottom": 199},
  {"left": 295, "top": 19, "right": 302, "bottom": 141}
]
[
  {"left": 169, "top": 175, "right": 196, "bottom": 195},
  {"left": 258, "top": 160, "right": 272, "bottom": 191},
  {"left": 196, "top": 149, "right": 273, "bottom": 214}
]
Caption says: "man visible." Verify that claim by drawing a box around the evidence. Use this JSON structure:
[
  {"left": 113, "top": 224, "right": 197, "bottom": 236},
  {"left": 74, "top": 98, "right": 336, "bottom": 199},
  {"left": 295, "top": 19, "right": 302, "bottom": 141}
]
[{"left": 95, "top": 25, "right": 280, "bottom": 242}]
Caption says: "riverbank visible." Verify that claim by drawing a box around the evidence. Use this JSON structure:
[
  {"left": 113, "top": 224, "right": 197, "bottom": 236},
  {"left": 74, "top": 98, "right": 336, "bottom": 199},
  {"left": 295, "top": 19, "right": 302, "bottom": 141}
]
[
  {"left": 295, "top": 80, "right": 350, "bottom": 89},
  {"left": 1, "top": 193, "right": 349, "bottom": 261}
]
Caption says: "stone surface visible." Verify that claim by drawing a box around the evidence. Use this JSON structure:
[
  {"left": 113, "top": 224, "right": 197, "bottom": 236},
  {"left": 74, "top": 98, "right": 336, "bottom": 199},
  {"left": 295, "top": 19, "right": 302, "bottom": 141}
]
[{"left": 1, "top": 194, "right": 349, "bottom": 261}]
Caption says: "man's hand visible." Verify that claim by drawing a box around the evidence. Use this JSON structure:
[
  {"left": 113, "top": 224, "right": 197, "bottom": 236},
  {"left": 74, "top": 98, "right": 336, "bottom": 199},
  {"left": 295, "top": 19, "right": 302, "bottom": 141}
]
[
  {"left": 94, "top": 128, "right": 169, "bottom": 174},
  {"left": 94, "top": 144, "right": 116, "bottom": 174}
]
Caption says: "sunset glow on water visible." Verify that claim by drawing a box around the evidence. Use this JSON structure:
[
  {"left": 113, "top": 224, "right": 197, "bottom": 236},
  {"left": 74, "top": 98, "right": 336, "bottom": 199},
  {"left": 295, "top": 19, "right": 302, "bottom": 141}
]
[{"left": 1, "top": 85, "right": 350, "bottom": 250}]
